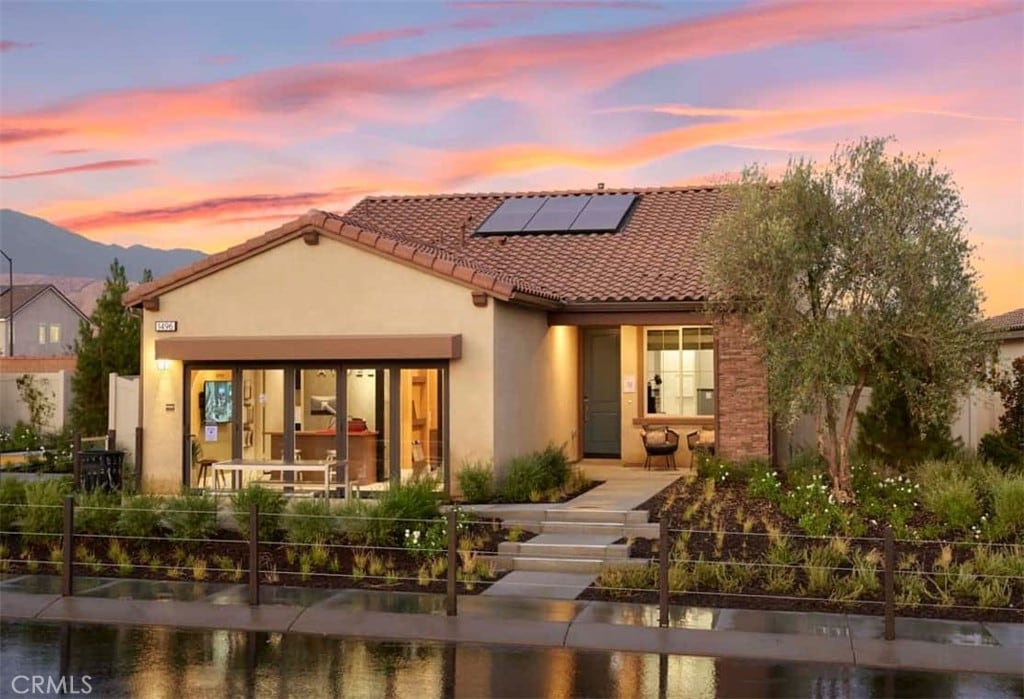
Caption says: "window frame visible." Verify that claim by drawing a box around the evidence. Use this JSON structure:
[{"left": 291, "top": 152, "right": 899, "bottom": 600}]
[
  {"left": 49, "top": 324, "right": 61, "bottom": 344},
  {"left": 642, "top": 325, "right": 715, "bottom": 418},
  {"left": 38, "top": 324, "right": 47, "bottom": 345}
]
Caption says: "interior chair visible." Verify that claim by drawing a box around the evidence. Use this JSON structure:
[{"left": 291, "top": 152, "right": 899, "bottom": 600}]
[
  {"left": 641, "top": 427, "right": 680, "bottom": 470},
  {"left": 411, "top": 440, "right": 429, "bottom": 479}
]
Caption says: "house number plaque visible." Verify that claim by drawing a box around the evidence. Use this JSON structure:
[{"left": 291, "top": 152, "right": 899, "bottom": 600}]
[{"left": 154, "top": 321, "right": 178, "bottom": 332}]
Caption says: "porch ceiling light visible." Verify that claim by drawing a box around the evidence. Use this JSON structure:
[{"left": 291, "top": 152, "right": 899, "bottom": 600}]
[{"left": 156, "top": 359, "right": 170, "bottom": 372}]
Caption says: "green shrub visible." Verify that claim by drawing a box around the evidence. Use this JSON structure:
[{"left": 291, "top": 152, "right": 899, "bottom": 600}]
[
  {"left": 164, "top": 492, "right": 218, "bottom": 540},
  {"left": 75, "top": 490, "right": 121, "bottom": 535},
  {"left": 0, "top": 478, "right": 27, "bottom": 531},
  {"left": 367, "top": 477, "right": 441, "bottom": 545},
  {"left": 230, "top": 484, "right": 287, "bottom": 541},
  {"left": 499, "top": 455, "right": 544, "bottom": 503},
  {"left": 117, "top": 495, "right": 164, "bottom": 538},
  {"left": 746, "top": 461, "right": 782, "bottom": 502},
  {"left": 457, "top": 461, "right": 494, "bottom": 503},
  {"left": 698, "top": 456, "right": 743, "bottom": 483},
  {"left": 990, "top": 475, "right": 1024, "bottom": 538},
  {"left": 334, "top": 497, "right": 375, "bottom": 544},
  {"left": 978, "top": 432, "right": 1023, "bottom": 472},
  {"left": 785, "top": 450, "right": 828, "bottom": 488},
  {"left": 536, "top": 444, "right": 571, "bottom": 491},
  {"left": 919, "top": 471, "right": 979, "bottom": 533},
  {"left": 852, "top": 463, "right": 919, "bottom": 530},
  {"left": 21, "top": 478, "right": 72, "bottom": 538},
  {"left": 284, "top": 499, "right": 338, "bottom": 544}
]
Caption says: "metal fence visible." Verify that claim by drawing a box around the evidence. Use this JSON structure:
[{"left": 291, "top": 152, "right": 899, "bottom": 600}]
[{"left": 1, "top": 500, "right": 1020, "bottom": 637}]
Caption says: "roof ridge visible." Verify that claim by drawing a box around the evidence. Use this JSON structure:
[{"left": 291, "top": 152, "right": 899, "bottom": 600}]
[{"left": 353, "top": 183, "right": 723, "bottom": 204}]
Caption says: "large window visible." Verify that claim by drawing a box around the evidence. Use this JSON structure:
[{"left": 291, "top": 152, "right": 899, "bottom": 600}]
[{"left": 644, "top": 327, "right": 715, "bottom": 417}]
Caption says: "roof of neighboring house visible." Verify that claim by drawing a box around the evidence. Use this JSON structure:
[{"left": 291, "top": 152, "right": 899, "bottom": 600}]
[
  {"left": 124, "top": 185, "right": 730, "bottom": 309},
  {"left": 0, "top": 284, "right": 88, "bottom": 320},
  {"left": 984, "top": 307, "right": 1024, "bottom": 335}
]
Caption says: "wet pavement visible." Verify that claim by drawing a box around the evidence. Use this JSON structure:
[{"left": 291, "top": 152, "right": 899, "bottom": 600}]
[
  {"left": 1, "top": 574, "right": 1021, "bottom": 677},
  {"left": 1, "top": 620, "right": 1021, "bottom": 699}
]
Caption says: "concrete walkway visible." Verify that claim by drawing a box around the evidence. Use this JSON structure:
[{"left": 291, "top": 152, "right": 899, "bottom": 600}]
[
  {"left": 1, "top": 575, "right": 1020, "bottom": 676},
  {"left": 468, "top": 461, "right": 683, "bottom": 598}
]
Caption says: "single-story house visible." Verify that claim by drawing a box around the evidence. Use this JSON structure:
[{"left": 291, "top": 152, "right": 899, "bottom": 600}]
[{"left": 123, "top": 186, "right": 770, "bottom": 495}]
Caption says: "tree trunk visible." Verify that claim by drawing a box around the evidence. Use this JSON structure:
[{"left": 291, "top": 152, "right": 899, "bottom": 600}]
[{"left": 837, "top": 370, "right": 868, "bottom": 502}]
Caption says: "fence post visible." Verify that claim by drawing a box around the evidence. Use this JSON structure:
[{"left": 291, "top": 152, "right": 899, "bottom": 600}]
[
  {"left": 884, "top": 526, "right": 895, "bottom": 641},
  {"left": 62, "top": 496, "right": 74, "bottom": 596},
  {"left": 134, "top": 427, "right": 144, "bottom": 493},
  {"left": 658, "top": 518, "right": 669, "bottom": 628},
  {"left": 72, "top": 432, "right": 81, "bottom": 490},
  {"left": 249, "top": 503, "right": 260, "bottom": 606},
  {"left": 446, "top": 508, "right": 458, "bottom": 617}
]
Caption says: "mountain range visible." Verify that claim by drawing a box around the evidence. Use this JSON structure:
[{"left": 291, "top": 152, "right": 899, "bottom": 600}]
[
  {"left": 0, "top": 210, "right": 207, "bottom": 315},
  {"left": 0, "top": 209, "right": 206, "bottom": 282}
]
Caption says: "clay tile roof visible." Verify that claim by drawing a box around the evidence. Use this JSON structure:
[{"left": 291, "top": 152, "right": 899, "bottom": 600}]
[
  {"left": 125, "top": 185, "right": 730, "bottom": 308},
  {"left": 984, "top": 307, "right": 1024, "bottom": 333},
  {"left": 343, "top": 185, "right": 728, "bottom": 304}
]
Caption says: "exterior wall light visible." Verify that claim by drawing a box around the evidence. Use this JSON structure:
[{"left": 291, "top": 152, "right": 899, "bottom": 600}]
[{"left": 156, "top": 359, "right": 170, "bottom": 371}]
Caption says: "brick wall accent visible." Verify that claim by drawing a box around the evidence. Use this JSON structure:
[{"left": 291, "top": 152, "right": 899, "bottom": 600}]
[
  {"left": 714, "top": 316, "right": 770, "bottom": 460},
  {"left": 0, "top": 356, "right": 77, "bottom": 373}
]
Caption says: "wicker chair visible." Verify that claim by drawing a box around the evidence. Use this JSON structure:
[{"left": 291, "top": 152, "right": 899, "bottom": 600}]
[{"left": 641, "top": 427, "right": 680, "bottom": 470}]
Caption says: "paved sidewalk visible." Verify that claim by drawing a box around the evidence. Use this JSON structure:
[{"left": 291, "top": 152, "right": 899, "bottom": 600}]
[{"left": 1, "top": 574, "right": 1020, "bottom": 676}]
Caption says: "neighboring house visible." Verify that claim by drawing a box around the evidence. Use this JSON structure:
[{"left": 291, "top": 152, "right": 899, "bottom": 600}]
[
  {"left": 952, "top": 307, "right": 1024, "bottom": 449},
  {"left": 124, "top": 186, "right": 770, "bottom": 495},
  {"left": 0, "top": 285, "right": 85, "bottom": 431},
  {"left": 0, "top": 284, "right": 87, "bottom": 357}
]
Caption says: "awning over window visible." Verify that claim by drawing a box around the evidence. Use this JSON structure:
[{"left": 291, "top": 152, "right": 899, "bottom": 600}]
[{"left": 155, "top": 335, "right": 461, "bottom": 361}]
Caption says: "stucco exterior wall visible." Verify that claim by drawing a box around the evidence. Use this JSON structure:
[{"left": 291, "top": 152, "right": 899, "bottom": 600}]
[
  {"left": 139, "top": 235, "right": 496, "bottom": 494},
  {"left": 492, "top": 303, "right": 579, "bottom": 478},
  {"left": 7, "top": 290, "right": 82, "bottom": 357}
]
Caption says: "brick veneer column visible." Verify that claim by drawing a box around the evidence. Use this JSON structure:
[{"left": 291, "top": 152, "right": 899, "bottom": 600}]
[{"left": 715, "top": 316, "right": 770, "bottom": 460}]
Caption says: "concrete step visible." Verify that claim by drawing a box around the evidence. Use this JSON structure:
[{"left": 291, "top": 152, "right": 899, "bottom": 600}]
[
  {"left": 498, "top": 541, "right": 630, "bottom": 559},
  {"left": 482, "top": 507, "right": 650, "bottom": 528},
  {"left": 536, "top": 521, "right": 658, "bottom": 538},
  {"left": 545, "top": 509, "right": 650, "bottom": 525},
  {"left": 496, "top": 555, "right": 651, "bottom": 574}
]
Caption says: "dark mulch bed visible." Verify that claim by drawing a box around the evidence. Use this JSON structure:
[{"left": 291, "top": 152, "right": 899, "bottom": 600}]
[
  {"left": 0, "top": 519, "right": 526, "bottom": 595},
  {"left": 591, "top": 477, "right": 1024, "bottom": 624}
]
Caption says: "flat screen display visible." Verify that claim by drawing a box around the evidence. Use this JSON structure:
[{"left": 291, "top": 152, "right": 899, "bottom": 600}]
[{"left": 204, "top": 380, "right": 233, "bottom": 423}]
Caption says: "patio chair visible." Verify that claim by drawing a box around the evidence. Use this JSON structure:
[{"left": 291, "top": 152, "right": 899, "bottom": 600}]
[
  {"left": 686, "top": 430, "right": 715, "bottom": 469},
  {"left": 641, "top": 427, "right": 679, "bottom": 470}
]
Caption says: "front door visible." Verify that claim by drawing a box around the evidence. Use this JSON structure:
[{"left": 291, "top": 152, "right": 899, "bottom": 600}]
[{"left": 582, "top": 328, "right": 621, "bottom": 457}]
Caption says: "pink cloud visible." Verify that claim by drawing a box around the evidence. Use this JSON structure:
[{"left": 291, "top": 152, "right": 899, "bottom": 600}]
[
  {"left": 0, "top": 40, "right": 35, "bottom": 52},
  {"left": 0, "top": 128, "right": 70, "bottom": 144},
  {"left": 57, "top": 188, "right": 367, "bottom": 231},
  {"left": 203, "top": 54, "right": 237, "bottom": 65},
  {"left": 335, "top": 27, "right": 428, "bottom": 47},
  {"left": 449, "top": 1, "right": 663, "bottom": 9},
  {"left": 4, "top": 1, "right": 1015, "bottom": 152},
  {"left": 0, "top": 158, "right": 155, "bottom": 180}
]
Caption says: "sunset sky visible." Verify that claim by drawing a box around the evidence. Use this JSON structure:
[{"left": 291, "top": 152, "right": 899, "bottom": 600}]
[{"left": 1, "top": 0, "right": 1021, "bottom": 314}]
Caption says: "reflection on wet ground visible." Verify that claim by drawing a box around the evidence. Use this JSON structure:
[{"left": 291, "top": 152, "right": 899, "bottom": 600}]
[{"left": 1, "top": 620, "right": 1021, "bottom": 699}]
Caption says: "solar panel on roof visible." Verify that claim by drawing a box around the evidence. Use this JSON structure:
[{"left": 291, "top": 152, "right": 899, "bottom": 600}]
[
  {"left": 569, "top": 193, "right": 637, "bottom": 232},
  {"left": 522, "top": 196, "right": 590, "bottom": 232},
  {"left": 475, "top": 197, "right": 546, "bottom": 235}
]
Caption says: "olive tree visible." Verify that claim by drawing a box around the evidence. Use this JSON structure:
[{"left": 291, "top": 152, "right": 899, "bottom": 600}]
[{"left": 703, "top": 138, "right": 989, "bottom": 501}]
